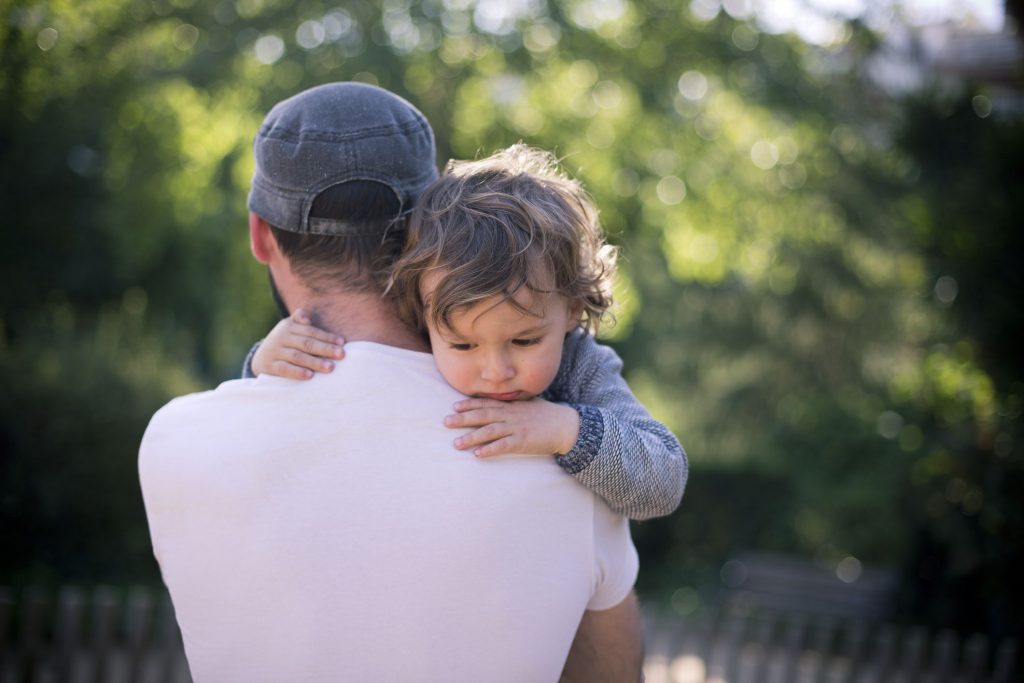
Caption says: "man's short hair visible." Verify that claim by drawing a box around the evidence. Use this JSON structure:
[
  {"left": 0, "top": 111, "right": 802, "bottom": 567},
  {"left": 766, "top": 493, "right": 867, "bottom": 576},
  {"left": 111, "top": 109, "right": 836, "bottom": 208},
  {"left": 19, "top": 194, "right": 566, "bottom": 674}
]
[{"left": 268, "top": 180, "right": 404, "bottom": 294}]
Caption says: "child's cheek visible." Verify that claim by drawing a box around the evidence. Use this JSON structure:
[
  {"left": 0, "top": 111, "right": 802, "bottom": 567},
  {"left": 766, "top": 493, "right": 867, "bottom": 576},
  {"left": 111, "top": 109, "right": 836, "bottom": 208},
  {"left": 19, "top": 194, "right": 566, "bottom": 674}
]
[
  {"left": 526, "top": 347, "right": 564, "bottom": 396},
  {"left": 439, "top": 354, "right": 475, "bottom": 395}
]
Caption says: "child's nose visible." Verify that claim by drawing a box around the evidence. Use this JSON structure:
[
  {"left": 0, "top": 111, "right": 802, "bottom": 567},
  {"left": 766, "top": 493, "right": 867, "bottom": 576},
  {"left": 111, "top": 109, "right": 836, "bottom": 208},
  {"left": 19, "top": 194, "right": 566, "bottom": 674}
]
[{"left": 481, "top": 355, "right": 515, "bottom": 382}]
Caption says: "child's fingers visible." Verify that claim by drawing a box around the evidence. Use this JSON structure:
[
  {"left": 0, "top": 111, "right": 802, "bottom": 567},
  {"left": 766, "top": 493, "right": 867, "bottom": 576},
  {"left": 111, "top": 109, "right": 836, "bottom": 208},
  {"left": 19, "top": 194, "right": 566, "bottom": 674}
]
[
  {"left": 473, "top": 436, "right": 519, "bottom": 458},
  {"left": 297, "top": 325, "right": 344, "bottom": 346},
  {"left": 287, "top": 332, "right": 345, "bottom": 360},
  {"left": 452, "top": 398, "right": 504, "bottom": 413},
  {"left": 453, "top": 423, "right": 507, "bottom": 450},
  {"left": 288, "top": 322, "right": 345, "bottom": 347},
  {"left": 444, "top": 407, "right": 508, "bottom": 428},
  {"left": 280, "top": 347, "right": 336, "bottom": 373},
  {"left": 269, "top": 359, "right": 316, "bottom": 381}
]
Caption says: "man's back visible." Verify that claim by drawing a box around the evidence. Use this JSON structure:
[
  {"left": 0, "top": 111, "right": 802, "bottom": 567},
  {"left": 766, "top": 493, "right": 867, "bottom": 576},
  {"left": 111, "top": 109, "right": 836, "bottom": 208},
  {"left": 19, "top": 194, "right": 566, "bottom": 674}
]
[{"left": 140, "top": 342, "right": 638, "bottom": 682}]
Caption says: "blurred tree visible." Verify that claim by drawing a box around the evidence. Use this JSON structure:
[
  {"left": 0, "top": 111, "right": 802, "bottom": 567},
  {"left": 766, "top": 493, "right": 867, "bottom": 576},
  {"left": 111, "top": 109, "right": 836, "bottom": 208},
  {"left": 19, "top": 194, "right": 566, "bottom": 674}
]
[{"left": 888, "top": 91, "right": 1023, "bottom": 638}]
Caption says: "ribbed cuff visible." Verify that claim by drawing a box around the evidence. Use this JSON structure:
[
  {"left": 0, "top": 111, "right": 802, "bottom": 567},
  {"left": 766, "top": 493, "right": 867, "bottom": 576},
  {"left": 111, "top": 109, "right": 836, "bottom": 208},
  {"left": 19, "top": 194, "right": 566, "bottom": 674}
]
[
  {"left": 556, "top": 404, "right": 604, "bottom": 474},
  {"left": 241, "top": 340, "right": 262, "bottom": 379}
]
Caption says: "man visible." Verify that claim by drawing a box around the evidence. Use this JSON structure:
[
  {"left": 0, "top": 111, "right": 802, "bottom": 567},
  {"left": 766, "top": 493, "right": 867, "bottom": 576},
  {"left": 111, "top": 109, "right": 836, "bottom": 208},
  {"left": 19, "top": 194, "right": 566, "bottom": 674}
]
[{"left": 139, "top": 82, "right": 643, "bottom": 682}]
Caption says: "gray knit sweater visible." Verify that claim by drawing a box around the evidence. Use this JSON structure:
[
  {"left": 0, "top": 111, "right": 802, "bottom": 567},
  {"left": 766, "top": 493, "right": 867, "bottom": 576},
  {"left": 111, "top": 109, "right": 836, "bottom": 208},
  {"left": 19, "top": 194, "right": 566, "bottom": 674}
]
[
  {"left": 541, "top": 328, "right": 687, "bottom": 520},
  {"left": 243, "top": 328, "right": 687, "bottom": 520}
]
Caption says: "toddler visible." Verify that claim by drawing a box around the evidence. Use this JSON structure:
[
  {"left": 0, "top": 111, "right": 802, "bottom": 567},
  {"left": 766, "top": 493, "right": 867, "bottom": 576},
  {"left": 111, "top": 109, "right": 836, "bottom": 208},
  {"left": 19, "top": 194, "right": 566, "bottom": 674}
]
[{"left": 245, "top": 145, "right": 687, "bottom": 520}]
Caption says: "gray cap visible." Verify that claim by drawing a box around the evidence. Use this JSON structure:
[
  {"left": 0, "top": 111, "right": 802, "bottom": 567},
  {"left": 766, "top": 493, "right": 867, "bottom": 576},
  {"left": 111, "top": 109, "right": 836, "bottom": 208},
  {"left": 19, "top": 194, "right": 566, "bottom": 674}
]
[{"left": 248, "top": 82, "right": 438, "bottom": 236}]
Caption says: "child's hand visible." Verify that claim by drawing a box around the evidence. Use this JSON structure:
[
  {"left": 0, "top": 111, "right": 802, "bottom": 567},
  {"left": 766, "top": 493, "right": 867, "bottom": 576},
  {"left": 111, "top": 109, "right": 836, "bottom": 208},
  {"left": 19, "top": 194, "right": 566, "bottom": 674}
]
[
  {"left": 444, "top": 398, "right": 580, "bottom": 458},
  {"left": 251, "top": 308, "right": 345, "bottom": 380}
]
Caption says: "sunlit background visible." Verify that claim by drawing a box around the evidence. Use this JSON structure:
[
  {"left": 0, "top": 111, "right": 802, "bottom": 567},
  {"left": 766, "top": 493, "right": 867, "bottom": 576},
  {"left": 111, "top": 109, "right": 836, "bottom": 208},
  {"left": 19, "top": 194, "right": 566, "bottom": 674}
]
[{"left": 1, "top": 0, "right": 1021, "bottom": 676}]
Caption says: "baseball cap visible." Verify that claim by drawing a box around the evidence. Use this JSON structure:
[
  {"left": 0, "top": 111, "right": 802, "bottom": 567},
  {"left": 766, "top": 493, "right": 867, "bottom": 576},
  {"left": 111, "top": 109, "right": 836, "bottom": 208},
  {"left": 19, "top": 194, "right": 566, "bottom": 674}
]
[{"left": 248, "top": 82, "right": 438, "bottom": 236}]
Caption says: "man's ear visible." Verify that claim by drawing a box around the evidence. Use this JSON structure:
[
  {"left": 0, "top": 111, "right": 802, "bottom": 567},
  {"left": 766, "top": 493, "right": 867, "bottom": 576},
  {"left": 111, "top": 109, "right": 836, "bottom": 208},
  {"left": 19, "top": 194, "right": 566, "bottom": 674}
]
[{"left": 249, "top": 212, "right": 275, "bottom": 264}]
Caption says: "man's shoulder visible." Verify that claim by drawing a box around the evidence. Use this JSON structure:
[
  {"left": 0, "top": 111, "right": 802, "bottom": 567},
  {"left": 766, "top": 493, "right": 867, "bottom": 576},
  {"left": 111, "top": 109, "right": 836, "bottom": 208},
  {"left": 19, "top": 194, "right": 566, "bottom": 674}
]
[
  {"left": 146, "top": 378, "right": 252, "bottom": 428},
  {"left": 138, "top": 377, "right": 264, "bottom": 476}
]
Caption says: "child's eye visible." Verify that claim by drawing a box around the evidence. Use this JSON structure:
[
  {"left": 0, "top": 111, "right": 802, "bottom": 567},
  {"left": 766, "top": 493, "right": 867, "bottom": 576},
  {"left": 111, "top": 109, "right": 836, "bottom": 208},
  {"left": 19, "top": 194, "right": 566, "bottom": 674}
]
[
  {"left": 512, "top": 337, "right": 542, "bottom": 347},
  {"left": 450, "top": 343, "right": 473, "bottom": 351}
]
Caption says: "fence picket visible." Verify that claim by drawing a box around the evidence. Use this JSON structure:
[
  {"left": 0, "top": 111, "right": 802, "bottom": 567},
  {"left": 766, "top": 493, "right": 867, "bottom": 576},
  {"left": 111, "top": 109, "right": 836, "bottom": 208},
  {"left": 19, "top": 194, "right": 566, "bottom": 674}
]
[
  {"left": 672, "top": 611, "right": 713, "bottom": 683},
  {"left": 90, "top": 586, "right": 118, "bottom": 683},
  {"left": 856, "top": 622, "right": 896, "bottom": 683},
  {"left": 992, "top": 638, "right": 1017, "bottom": 683},
  {"left": 18, "top": 589, "right": 48, "bottom": 682},
  {"left": 961, "top": 633, "right": 988, "bottom": 683},
  {"left": 720, "top": 612, "right": 747, "bottom": 683},
  {"left": 0, "top": 587, "right": 13, "bottom": 680},
  {"left": 53, "top": 587, "right": 83, "bottom": 682},
  {"left": 930, "top": 629, "right": 960, "bottom": 683},
  {"left": 124, "top": 587, "right": 154, "bottom": 683},
  {"left": 824, "top": 646, "right": 853, "bottom": 683},
  {"left": 898, "top": 626, "right": 927, "bottom": 682},
  {"left": 800, "top": 616, "right": 836, "bottom": 683},
  {"left": 735, "top": 610, "right": 774, "bottom": 683},
  {"left": 642, "top": 611, "right": 677, "bottom": 683},
  {"left": 154, "top": 593, "right": 184, "bottom": 683},
  {"left": 775, "top": 612, "right": 807, "bottom": 683},
  {"left": 837, "top": 619, "right": 868, "bottom": 683}
]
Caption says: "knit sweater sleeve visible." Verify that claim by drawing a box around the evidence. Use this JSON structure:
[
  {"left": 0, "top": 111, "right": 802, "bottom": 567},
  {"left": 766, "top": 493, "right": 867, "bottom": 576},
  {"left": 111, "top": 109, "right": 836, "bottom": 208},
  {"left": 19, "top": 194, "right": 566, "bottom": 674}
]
[
  {"left": 240, "top": 340, "right": 263, "bottom": 379},
  {"left": 545, "top": 329, "right": 688, "bottom": 520}
]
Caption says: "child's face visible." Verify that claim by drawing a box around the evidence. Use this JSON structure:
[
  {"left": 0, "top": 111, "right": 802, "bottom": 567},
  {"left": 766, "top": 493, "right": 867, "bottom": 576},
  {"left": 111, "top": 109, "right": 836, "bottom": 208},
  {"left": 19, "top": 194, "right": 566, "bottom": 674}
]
[{"left": 420, "top": 270, "right": 579, "bottom": 401}]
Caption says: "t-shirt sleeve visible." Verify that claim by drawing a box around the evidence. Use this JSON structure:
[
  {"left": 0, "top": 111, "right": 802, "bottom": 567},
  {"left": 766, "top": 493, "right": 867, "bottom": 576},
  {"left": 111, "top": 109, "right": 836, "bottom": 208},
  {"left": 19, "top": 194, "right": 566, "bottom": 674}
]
[{"left": 586, "top": 499, "right": 640, "bottom": 610}]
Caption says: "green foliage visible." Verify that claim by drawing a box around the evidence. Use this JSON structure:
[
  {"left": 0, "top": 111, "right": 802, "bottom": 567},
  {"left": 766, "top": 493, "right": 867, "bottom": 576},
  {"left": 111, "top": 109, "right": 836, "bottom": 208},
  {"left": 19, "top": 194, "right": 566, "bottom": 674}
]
[
  {"left": 0, "top": 297, "right": 202, "bottom": 583},
  {"left": 1, "top": 0, "right": 1019, "bottom": 637}
]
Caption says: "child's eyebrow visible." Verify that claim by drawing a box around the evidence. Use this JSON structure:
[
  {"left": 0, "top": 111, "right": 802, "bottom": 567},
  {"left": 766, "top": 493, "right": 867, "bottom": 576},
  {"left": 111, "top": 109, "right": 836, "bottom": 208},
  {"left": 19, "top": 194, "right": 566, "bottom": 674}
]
[
  {"left": 437, "top": 327, "right": 467, "bottom": 340},
  {"left": 510, "top": 323, "right": 550, "bottom": 336}
]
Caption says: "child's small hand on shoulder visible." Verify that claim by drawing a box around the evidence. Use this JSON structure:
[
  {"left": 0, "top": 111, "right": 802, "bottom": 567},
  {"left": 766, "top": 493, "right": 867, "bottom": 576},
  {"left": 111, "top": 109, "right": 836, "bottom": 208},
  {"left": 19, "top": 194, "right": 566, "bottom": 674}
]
[
  {"left": 444, "top": 398, "right": 580, "bottom": 458},
  {"left": 251, "top": 308, "right": 345, "bottom": 380}
]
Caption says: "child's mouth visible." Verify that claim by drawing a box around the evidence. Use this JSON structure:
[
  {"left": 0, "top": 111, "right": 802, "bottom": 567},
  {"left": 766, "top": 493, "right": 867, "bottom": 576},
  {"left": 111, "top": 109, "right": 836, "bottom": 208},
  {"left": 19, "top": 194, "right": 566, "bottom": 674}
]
[{"left": 476, "top": 391, "right": 524, "bottom": 402}]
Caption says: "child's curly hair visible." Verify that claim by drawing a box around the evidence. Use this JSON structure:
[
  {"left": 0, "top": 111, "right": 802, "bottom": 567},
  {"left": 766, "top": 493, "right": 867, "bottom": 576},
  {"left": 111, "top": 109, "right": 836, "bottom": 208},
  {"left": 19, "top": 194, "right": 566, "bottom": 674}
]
[{"left": 389, "top": 144, "right": 617, "bottom": 334}]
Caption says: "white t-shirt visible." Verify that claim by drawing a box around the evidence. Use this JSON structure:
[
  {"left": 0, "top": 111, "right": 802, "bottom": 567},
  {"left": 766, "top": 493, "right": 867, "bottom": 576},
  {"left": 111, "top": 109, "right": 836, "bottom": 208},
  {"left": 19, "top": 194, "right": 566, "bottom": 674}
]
[{"left": 139, "top": 341, "right": 638, "bottom": 682}]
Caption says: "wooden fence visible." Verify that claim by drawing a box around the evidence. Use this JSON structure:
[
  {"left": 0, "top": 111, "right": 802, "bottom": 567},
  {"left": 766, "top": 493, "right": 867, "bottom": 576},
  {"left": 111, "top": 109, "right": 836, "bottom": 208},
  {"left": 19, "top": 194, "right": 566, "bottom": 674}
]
[
  {"left": 0, "top": 586, "right": 1017, "bottom": 682},
  {"left": 644, "top": 553, "right": 1018, "bottom": 683},
  {"left": 0, "top": 586, "right": 189, "bottom": 683},
  {"left": 643, "top": 609, "right": 1019, "bottom": 683}
]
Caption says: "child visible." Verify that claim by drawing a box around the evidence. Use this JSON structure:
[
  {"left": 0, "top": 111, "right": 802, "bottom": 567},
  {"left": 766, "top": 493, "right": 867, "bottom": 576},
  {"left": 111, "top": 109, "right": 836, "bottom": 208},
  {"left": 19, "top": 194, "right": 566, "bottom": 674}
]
[{"left": 245, "top": 145, "right": 687, "bottom": 520}]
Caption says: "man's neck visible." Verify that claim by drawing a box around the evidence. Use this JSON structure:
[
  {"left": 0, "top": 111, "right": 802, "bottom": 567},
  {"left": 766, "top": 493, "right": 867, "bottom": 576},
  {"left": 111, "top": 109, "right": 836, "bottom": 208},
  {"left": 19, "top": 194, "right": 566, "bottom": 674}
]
[{"left": 297, "top": 291, "right": 429, "bottom": 353}]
